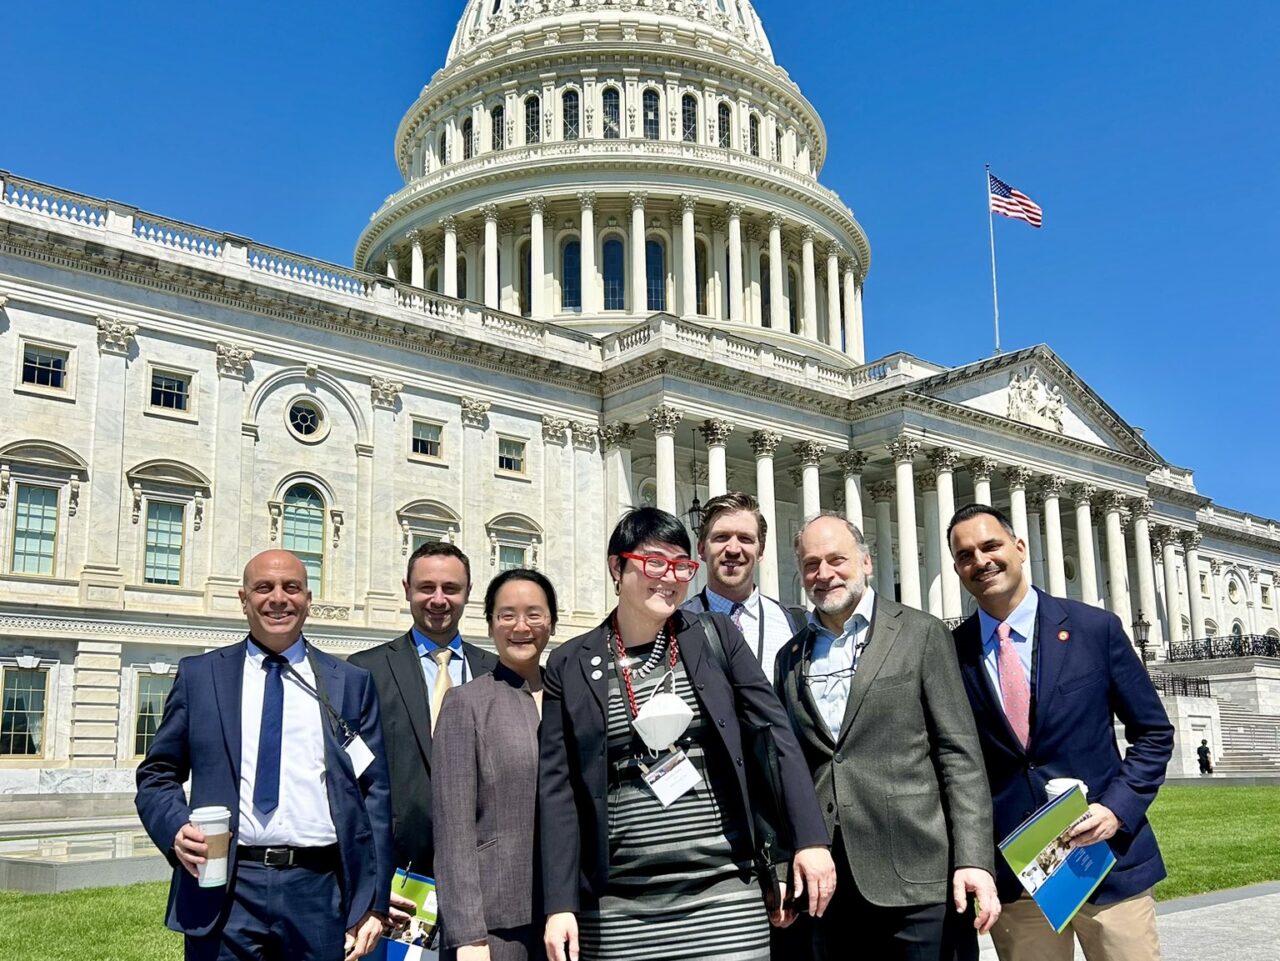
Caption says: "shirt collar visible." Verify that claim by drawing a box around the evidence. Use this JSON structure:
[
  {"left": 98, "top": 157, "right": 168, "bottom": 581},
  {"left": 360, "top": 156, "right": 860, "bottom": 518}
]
[
  {"left": 411, "top": 627, "right": 464, "bottom": 658},
  {"left": 808, "top": 587, "right": 877, "bottom": 640},
  {"left": 705, "top": 585, "right": 759, "bottom": 614},
  {"left": 245, "top": 635, "right": 307, "bottom": 666},
  {"left": 978, "top": 587, "right": 1039, "bottom": 651}
]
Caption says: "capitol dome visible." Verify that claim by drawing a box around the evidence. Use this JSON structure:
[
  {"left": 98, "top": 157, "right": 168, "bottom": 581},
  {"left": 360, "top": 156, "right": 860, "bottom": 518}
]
[{"left": 355, "top": 0, "right": 871, "bottom": 363}]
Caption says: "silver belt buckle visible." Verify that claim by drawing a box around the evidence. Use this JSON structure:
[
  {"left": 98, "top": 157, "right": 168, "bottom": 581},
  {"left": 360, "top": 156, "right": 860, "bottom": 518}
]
[{"left": 263, "top": 846, "right": 294, "bottom": 867}]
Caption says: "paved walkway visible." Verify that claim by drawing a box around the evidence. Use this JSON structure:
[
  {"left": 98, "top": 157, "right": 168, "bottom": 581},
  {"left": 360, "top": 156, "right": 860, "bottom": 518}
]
[{"left": 977, "top": 882, "right": 1280, "bottom": 960}]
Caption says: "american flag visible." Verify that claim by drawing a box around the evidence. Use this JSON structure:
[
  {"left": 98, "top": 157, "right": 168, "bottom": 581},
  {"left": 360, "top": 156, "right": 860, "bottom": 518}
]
[{"left": 988, "top": 173, "right": 1043, "bottom": 228}]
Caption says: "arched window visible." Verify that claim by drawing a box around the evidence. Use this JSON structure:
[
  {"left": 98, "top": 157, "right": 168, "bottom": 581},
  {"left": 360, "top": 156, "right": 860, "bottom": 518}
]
[
  {"left": 525, "top": 95, "right": 541, "bottom": 144},
  {"left": 1231, "top": 621, "right": 1244, "bottom": 639},
  {"left": 281, "top": 484, "right": 325, "bottom": 592},
  {"left": 643, "top": 89, "right": 661, "bottom": 140},
  {"left": 437, "top": 131, "right": 449, "bottom": 166},
  {"left": 645, "top": 239, "right": 666, "bottom": 312},
  {"left": 682, "top": 94, "right": 699, "bottom": 142},
  {"left": 563, "top": 90, "right": 580, "bottom": 140},
  {"left": 717, "top": 103, "right": 732, "bottom": 149},
  {"left": 456, "top": 256, "right": 468, "bottom": 300},
  {"left": 788, "top": 268, "right": 800, "bottom": 333},
  {"left": 519, "top": 243, "right": 532, "bottom": 317},
  {"left": 748, "top": 114, "right": 761, "bottom": 157},
  {"left": 462, "top": 117, "right": 474, "bottom": 160},
  {"left": 774, "top": 126, "right": 784, "bottom": 162},
  {"left": 602, "top": 237, "right": 625, "bottom": 310},
  {"left": 603, "top": 88, "right": 621, "bottom": 139},
  {"left": 491, "top": 105, "right": 505, "bottom": 151},
  {"left": 694, "top": 241, "right": 709, "bottom": 316},
  {"left": 760, "top": 254, "right": 771, "bottom": 327},
  {"left": 492, "top": 0, "right": 503, "bottom": 12},
  {"left": 562, "top": 240, "right": 582, "bottom": 312}
]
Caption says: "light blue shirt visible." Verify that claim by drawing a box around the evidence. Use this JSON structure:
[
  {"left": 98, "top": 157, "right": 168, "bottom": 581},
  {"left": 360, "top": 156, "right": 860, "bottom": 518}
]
[
  {"left": 977, "top": 588, "right": 1038, "bottom": 710},
  {"left": 807, "top": 588, "right": 877, "bottom": 741},
  {"left": 411, "top": 627, "right": 467, "bottom": 724}
]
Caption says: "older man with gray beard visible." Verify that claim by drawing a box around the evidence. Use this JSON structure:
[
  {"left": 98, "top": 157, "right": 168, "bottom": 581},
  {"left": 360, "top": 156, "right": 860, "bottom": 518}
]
[{"left": 773, "top": 514, "right": 999, "bottom": 961}]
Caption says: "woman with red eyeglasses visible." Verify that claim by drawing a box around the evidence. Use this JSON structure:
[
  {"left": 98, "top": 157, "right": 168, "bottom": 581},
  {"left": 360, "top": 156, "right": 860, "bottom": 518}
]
[{"left": 539, "top": 507, "right": 834, "bottom": 961}]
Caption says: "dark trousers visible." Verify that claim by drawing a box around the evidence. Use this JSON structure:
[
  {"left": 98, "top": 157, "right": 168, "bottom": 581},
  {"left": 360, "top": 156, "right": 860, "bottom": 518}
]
[
  {"left": 185, "top": 861, "right": 346, "bottom": 961},
  {"left": 816, "top": 834, "right": 955, "bottom": 961},
  {"left": 771, "top": 912, "right": 815, "bottom": 960}
]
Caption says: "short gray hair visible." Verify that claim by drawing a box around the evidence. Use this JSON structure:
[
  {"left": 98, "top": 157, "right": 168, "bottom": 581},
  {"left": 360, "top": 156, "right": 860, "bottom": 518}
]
[{"left": 793, "top": 511, "right": 869, "bottom": 557}]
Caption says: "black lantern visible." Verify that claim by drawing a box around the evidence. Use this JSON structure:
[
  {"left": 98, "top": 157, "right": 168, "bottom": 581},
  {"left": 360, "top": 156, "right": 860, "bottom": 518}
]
[
  {"left": 685, "top": 427, "right": 704, "bottom": 533},
  {"left": 1132, "top": 611, "right": 1152, "bottom": 664}
]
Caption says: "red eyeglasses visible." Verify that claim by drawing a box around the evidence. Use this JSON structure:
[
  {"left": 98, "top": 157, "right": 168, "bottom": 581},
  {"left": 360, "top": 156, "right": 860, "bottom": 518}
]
[{"left": 620, "top": 552, "right": 700, "bottom": 582}]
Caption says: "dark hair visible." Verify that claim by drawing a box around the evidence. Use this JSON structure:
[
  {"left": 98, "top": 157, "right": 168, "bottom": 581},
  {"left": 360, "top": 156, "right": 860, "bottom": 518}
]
[
  {"left": 484, "top": 568, "right": 559, "bottom": 629},
  {"left": 608, "top": 507, "right": 691, "bottom": 572},
  {"left": 697, "top": 491, "right": 767, "bottom": 547},
  {"left": 406, "top": 540, "right": 472, "bottom": 585},
  {"left": 946, "top": 503, "right": 1018, "bottom": 552}
]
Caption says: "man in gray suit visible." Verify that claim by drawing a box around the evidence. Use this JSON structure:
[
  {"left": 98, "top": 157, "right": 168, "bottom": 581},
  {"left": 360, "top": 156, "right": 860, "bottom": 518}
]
[{"left": 775, "top": 514, "right": 999, "bottom": 960}]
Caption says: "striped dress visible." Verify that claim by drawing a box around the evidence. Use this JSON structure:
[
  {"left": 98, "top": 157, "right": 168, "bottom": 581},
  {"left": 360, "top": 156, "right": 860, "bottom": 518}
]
[{"left": 576, "top": 640, "right": 771, "bottom": 961}]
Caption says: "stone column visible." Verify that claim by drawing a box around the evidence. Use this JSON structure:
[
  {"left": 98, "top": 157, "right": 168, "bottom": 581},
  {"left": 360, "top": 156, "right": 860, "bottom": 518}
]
[
  {"left": 970, "top": 457, "right": 997, "bottom": 507},
  {"left": 409, "top": 232, "right": 425, "bottom": 288},
  {"left": 385, "top": 256, "right": 398, "bottom": 281},
  {"left": 929, "top": 448, "right": 963, "bottom": 619},
  {"left": 600, "top": 423, "right": 636, "bottom": 524},
  {"left": 579, "top": 192, "right": 597, "bottom": 314},
  {"left": 1246, "top": 568, "right": 1261, "bottom": 635},
  {"left": 745, "top": 225, "right": 763, "bottom": 326},
  {"left": 680, "top": 195, "right": 697, "bottom": 318},
  {"left": 459, "top": 397, "right": 491, "bottom": 582},
  {"left": 482, "top": 204, "right": 499, "bottom": 309},
  {"left": 727, "top": 202, "right": 745, "bottom": 323},
  {"left": 869, "top": 481, "right": 896, "bottom": 599},
  {"left": 825, "top": 244, "right": 842, "bottom": 348},
  {"left": 1005, "top": 467, "right": 1033, "bottom": 582},
  {"left": 836, "top": 451, "right": 867, "bottom": 531},
  {"left": 647, "top": 404, "right": 682, "bottom": 514},
  {"left": 1102, "top": 492, "right": 1133, "bottom": 630},
  {"left": 853, "top": 282, "right": 865, "bottom": 351},
  {"left": 750, "top": 430, "right": 783, "bottom": 597},
  {"left": 841, "top": 259, "right": 863, "bottom": 362},
  {"left": 918, "top": 470, "right": 942, "bottom": 617},
  {"left": 1129, "top": 498, "right": 1163, "bottom": 648},
  {"left": 1208, "top": 559, "right": 1224, "bottom": 638},
  {"left": 801, "top": 227, "right": 818, "bottom": 340},
  {"left": 630, "top": 192, "right": 648, "bottom": 315},
  {"left": 69, "top": 639, "right": 123, "bottom": 765},
  {"left": 699, "top": 419, "right": 734, "bottom": 498},
  {"left": 442, "top": 216, "right": 458, "bottom": 297},
  {"left": 1040, "top": 476, "right": 1068, "bottom": 597},
  {"left": 365, "top": 378, "right": 404, "bottom": 622},
  {"left": 888, "top": 437, "right": 923, "bottom": 609},
  {"left": 1073, "top": 484, "right": 1100, "bottom": 606},
  {"left": 795, "top": 440, "right": 827, "bottom": 519},
  {"left": 528, "top": 197, "right": 546, "bottom": 317},
  {"left": 768, "top": 213, "right": 785, "bottom": 331},
  {"left": 1155, "top": 526, "right": 1183, "bottom": 642},
  {"left": 1182, "top": 530, "right": 1206, "bottom": 638},
  {"left": 1027, "top": 493, "right": 1047, "bottom": 590}
]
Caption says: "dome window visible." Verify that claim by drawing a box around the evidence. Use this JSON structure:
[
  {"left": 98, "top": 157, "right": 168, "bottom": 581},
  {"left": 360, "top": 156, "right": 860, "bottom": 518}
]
[
  {"left": 645, "top": 240, "right": 666, "bottom": 312},
  {"left": 563, "top": 90, "right": 580, "bottom": 141},
  {"left": 603, "top": 88, "right": 621, "bottom": 140},
  {"left": 602, "top": 238, "right": 625, "bottom": 310},
  {"left": 643, "top": 89, "right": 661, "bottom": 141},
  {"left": 524, "top": 95, "right": 541, "bottom": 145},
  {"left": 749, "top": 114, "right": 761, "bottom": 157},
  {"left": 437, "top": 131, "right": 449, "bottom": 166},
  {"left": 561, "top": 240, "right": 582, "bottom": 312},
  {"left": 462, "top": 118, "right": 475, "bottom": 160},
  {"left": 717, "top": 103, "right": 732, "bottom": 149},
  {"left": 681, "top": 94, "right": 699, "bottom": 143}
]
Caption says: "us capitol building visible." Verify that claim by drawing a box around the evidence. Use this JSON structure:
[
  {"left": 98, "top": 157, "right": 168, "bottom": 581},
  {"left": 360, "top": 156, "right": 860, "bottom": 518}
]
[{"left": 1, "top": 0, "right": 1278, "bottom": 799}]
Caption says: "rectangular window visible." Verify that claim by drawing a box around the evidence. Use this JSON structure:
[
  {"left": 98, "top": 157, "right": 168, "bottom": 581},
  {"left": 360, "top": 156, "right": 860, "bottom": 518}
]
[
  {"left": 150, "top": 370, "right": 191, "bottom": 412},
  {"left": 498, "top": 545, "right": 527, "bottom": 572},
  {"left": 134, "top": 673, "right": 173, "bottom": 756},
  {"left": 1, "top": 668, "right": 47, "bottom": 756},
  {"left": 144, "top": 501, "right": 185, "bottom": 585},
  {"left": 11, "top": 483, "right": 58, "bottom": 575},
  {"left": 1199, "top": 573, "right": 1209, "bottom": 597},
  {"left": 497, "top": 438, "right": 526, "bottom": 474},
  {"left": 411, "top": 421, "right": 443, "bottom": 459},
  {"left": 1263, "top": 585, "right": 1273, "bottom": 608},
  {"left": 411, "top": 533, "right": 439, "bottom": 552},
  {"left": 21, "top": 345, "right": 69, "bottom": 390}
]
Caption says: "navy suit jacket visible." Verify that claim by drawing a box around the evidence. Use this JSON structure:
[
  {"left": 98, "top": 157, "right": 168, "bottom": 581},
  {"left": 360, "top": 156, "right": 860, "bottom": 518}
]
[
  {"left": 135, "top": 638, "right": 395, "bottom": 938},
  {"left": 952, "top": 589, "right": 1174, "bottom": 905}
]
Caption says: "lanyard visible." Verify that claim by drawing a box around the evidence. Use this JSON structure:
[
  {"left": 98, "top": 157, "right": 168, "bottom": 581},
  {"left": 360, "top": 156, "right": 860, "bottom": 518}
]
[
  {"left": 700, "top": 588, "right": 766, "bottom": 662},
  {"left": 611, "top": 614, "right": 679, "bottom": 720},
  {"left": 246, "top": 637, "right": 360, "bottom": 745}
]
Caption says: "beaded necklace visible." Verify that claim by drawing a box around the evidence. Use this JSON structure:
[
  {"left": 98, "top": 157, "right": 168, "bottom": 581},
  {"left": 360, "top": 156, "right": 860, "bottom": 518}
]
[{"left": 611, "top": 613, "right": 679, "bottom": 720}]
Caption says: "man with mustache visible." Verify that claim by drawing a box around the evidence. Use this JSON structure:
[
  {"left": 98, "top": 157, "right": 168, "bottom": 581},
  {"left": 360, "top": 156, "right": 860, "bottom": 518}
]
[
  {"left": 947, "top": 504, "right": 1172, "bottom": 961},
  {"left": 349, "top": 541, "right": 497, "bottom": 921},
  {"left": 775, "top": 514, "right": 999, "bottom": 960}
]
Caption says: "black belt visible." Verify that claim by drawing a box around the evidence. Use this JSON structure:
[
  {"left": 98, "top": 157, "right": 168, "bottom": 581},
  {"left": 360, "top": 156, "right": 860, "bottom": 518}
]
[{"left": 237, "top": 844, "right": 340, "bottom": 870}]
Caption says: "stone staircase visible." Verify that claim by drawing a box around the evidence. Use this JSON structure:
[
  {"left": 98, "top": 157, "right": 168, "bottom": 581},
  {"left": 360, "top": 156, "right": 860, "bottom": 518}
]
[{"left": 1215, "top": 704, "right": 1280, "bottom": 773}]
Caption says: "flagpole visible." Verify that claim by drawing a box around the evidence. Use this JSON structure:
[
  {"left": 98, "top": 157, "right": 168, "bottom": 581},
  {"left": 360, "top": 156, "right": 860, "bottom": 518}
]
[{"left": 985, "top": 164, "right": 1001, "bottom": 355}]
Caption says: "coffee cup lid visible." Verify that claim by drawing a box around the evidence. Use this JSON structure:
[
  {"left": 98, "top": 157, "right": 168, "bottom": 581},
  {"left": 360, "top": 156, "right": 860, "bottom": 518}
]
[{"left": 190, "top": 805, "right": 232, "bottom": 822}]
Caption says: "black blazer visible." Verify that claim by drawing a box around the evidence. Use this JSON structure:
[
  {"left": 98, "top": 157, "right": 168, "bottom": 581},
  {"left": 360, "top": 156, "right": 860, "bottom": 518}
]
[
  {"left": 538, "top": 609, "right": 828, "bottom": 915},
  {"left": 952, "top": 589, "right": 1174, "bottom": 905},
  {"left": 348, "top": 631, "right": 498, "bottom": 875}
]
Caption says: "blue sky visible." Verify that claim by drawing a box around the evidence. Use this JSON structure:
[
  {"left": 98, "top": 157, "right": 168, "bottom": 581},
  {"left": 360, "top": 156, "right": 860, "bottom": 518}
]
[{"left": 2, "top": 1, "right": 1275, "bottom": 515}]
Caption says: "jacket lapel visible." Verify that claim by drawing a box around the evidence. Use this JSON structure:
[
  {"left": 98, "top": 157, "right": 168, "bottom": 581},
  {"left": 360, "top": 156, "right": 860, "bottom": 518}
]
[
  {"left": 796, "top": 626, "right": 837, "bottom": 749},
  {"left": 956, "top": 614, "right": 1026, "bottom": 756},
  {"left": 836, "top": 601, "right": 896, "bottom": 745},
  {"left": 576, "top": 623, "right": 610, "bottom": 721},
  {"left": 387, "top": 632, "right": 434, "bottom": 766},
  {"left": 212, "top": 643, "right": 244, "bottom": 780},
  {"left": 1031, "top": 589, "right": 1070, "bottom": 743},
  {"left": 463, "top": 642, "right": 499, "bottom": 681}
]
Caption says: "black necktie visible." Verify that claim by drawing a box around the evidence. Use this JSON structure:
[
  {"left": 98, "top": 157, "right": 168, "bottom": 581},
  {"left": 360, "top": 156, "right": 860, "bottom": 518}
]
[{"left": 254, "top": 654, "right": 287, "bottom": 815}]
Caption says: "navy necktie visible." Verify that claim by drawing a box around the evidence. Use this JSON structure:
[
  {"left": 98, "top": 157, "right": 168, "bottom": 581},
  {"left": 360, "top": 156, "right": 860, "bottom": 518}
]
[{"left": 254, "top": 654, "right": 287, "bottom": 815}]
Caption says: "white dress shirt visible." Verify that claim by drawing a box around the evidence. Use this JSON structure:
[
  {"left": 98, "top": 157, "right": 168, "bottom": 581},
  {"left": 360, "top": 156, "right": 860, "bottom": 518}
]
[
  {"left": 807, "top": 588, "right": 877, "bottom": 742},
  {"left": 685, "top": 586, "right": 798, "bottom": 673},
  {"left": 237, "top": 636, "right": 338, "bottom": 846},
  {"left": 977, "top": 588, "right": 1039, "bottom": 711}
]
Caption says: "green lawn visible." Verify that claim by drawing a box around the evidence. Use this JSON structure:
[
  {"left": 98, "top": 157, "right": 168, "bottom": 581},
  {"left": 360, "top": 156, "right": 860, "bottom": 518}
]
[{"left": 1, "top": 786, "right": 1276, "bottom": 959}]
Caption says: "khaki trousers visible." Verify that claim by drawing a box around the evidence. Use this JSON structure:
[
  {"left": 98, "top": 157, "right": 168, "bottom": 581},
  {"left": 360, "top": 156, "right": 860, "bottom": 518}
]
[{"left": 990, "top": 889, "right": 1161, "bottom": 961}]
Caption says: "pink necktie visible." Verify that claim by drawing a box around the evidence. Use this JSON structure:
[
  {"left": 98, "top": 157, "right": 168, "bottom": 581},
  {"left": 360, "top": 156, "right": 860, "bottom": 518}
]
[{"left": 997, "top": 621, "right": 1031, "bottom": 748}]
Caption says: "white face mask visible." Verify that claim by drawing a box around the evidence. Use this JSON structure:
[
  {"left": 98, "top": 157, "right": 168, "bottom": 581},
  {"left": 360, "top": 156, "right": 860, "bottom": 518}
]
[{"left": 631, "top": 673, "right": 693, "bottom": 753}]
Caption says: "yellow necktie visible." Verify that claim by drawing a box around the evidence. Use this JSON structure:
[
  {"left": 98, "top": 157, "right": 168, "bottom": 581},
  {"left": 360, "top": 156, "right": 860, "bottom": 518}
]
[{"left": 430, "top": 647, "right": 454, "bottom": 729}]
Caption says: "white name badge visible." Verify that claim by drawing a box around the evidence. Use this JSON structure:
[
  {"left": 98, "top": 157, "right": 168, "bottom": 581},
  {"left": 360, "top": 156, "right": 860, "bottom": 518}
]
[
  {"left": 641, "top": 749, "right": 703, "bottom": 808},
  {"left": 344, "top": 734, "right": 375, "bottom": 778}
]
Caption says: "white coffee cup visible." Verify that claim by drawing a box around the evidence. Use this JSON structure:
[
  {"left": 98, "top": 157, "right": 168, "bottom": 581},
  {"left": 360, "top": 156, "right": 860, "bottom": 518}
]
[
  {"left": 189, "top": 805, "right": 233, "bottom": 888},
  {"left": 1044, "top": 777, "right": 1088, "bottom": 802}
]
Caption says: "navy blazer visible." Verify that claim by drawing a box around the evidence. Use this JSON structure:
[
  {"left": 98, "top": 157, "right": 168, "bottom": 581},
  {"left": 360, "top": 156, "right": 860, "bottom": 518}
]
[
  {"left": 952, "top": 589, "right": 1174, "bottom": 905},
  {"left": 135, "top": 639, "right": 395, "bottom": 938},
  {"left": 537, "top": 609, "right": 829, "bottom": 915}
]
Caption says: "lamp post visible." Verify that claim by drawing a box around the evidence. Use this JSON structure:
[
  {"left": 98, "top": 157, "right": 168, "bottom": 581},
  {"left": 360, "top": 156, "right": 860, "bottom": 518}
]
[
  {"left": 1132, "top": 611, "right": 1152, "bottom": 665},
  {"left": 685, "top": 427, "right": 704, "bottom": 535}
]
